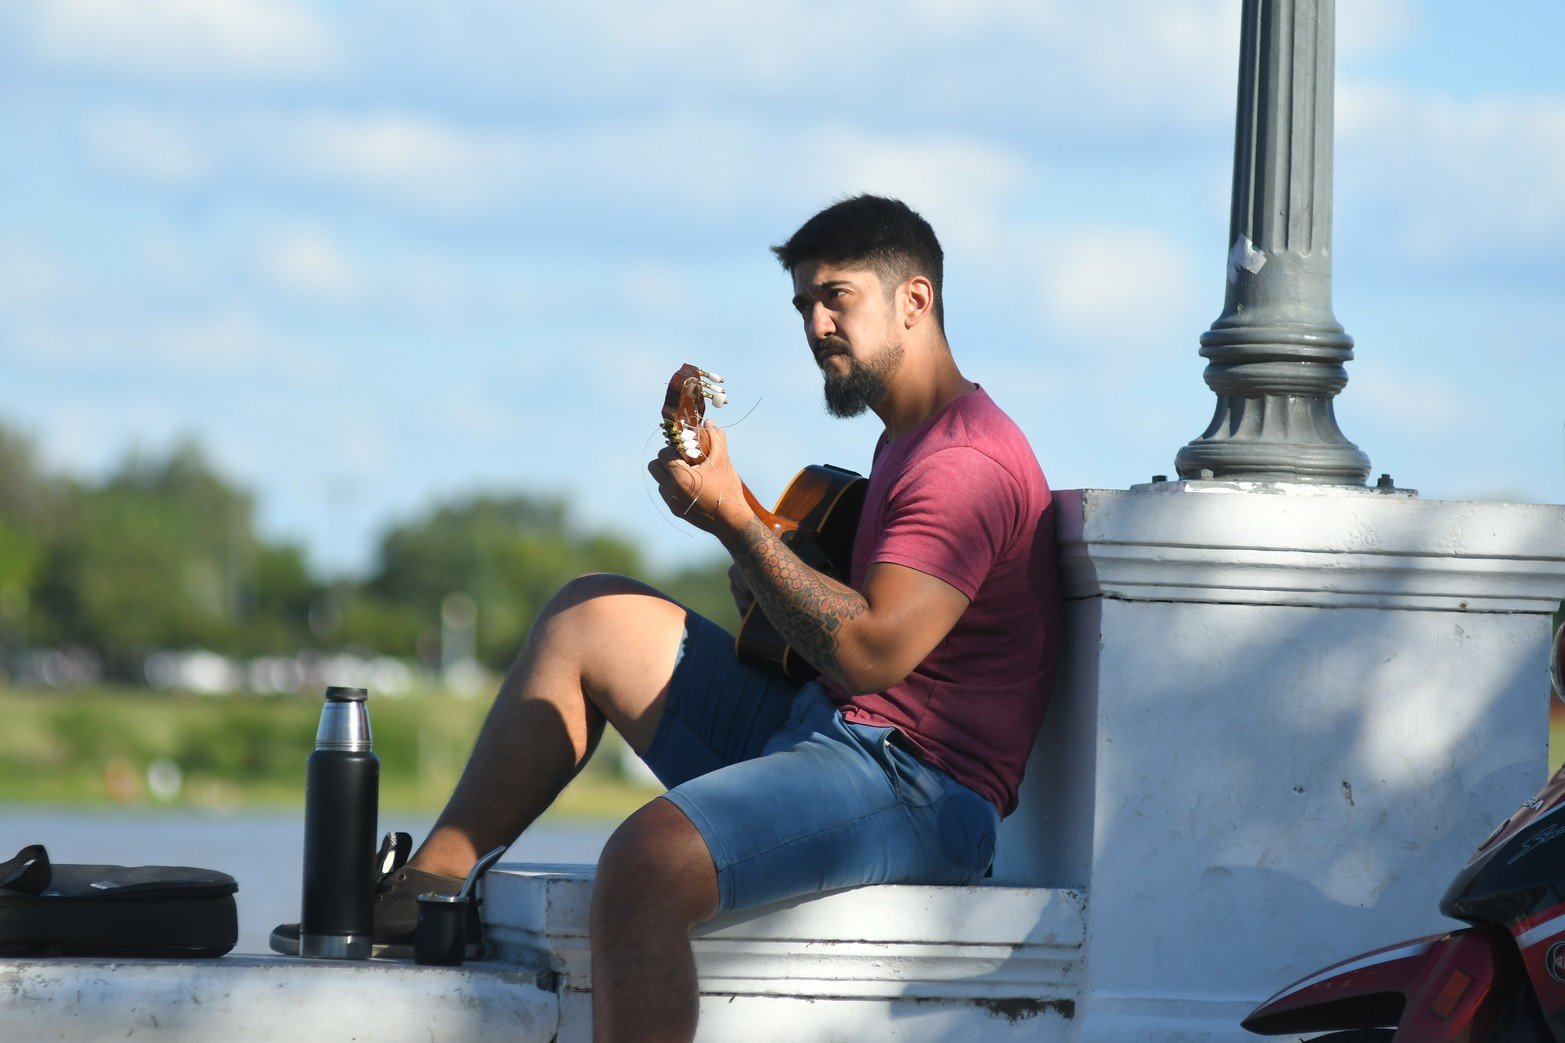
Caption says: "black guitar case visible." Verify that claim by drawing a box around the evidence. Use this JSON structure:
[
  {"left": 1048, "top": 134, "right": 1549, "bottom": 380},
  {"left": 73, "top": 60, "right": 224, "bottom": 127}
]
[{"left": 0, "top": 844, "right": 238, "bottom": 957}]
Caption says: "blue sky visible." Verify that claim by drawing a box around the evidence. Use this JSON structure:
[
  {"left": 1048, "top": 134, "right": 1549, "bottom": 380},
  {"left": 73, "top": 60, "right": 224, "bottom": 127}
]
[{"left": 0, "top": 0, "right": 1560, "bottom": 576}]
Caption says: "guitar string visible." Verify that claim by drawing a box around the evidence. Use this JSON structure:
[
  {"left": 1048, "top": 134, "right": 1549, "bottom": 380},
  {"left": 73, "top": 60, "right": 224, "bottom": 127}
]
[
  {"left": 640, "top": 433, "right": 721, "bottom": 530},
  {"left": 681, "top": 467, "right": 706, "bottom": 515},
  {"left": 640, "top": 429, "right": 698, "bottom": 541},
  {"left": 725, "top": 397, "right": 762, "bottom": 430}
]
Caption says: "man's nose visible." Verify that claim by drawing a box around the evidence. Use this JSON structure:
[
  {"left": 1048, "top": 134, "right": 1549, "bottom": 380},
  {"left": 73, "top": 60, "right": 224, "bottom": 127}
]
[{"left": 807, "top": 302, "right": 835, "bottom": 341}]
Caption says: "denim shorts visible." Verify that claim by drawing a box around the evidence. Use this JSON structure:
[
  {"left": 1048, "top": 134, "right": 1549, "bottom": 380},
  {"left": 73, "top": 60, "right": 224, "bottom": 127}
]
[{"left": 642, "top": 611, "right": 999, "bottom": 913}]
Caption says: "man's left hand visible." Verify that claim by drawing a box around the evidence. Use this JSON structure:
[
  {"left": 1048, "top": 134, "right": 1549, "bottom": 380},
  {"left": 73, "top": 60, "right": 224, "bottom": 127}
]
[{"left": 648, "top": 421, "right": 753, "bottom": 538}]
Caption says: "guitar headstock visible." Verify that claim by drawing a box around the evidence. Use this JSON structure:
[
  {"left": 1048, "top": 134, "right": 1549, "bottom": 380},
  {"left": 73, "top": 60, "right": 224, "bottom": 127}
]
[{"left": 661, "top": 363, "right": 727, "bottom": 464}]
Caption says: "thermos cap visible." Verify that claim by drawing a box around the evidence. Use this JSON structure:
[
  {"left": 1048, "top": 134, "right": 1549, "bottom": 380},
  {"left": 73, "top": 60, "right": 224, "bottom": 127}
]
[{"left": 316, "top": 687, "right": 374, "bottom": 751}]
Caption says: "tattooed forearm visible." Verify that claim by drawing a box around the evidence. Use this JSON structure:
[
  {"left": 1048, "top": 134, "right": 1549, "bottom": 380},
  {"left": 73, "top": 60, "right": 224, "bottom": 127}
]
[{"left": 728, "top": 517, "right": 867, "bottom": 678}]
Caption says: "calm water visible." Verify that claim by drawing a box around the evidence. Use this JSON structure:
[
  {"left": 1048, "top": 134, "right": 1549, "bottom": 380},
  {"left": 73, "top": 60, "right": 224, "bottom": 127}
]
[{"left": 0, "top": 807, "right": 613, "bottom": 954}]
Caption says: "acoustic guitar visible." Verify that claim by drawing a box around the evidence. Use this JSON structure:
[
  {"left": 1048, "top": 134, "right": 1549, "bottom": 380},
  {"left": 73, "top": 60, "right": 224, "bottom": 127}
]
[{"left": 661, "top": 363, "right": 867, "bottom": 680}]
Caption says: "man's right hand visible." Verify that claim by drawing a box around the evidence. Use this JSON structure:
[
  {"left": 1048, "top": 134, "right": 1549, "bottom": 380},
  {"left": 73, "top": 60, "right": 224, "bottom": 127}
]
[{"left": 728, "top": 562, "right": 755, "bottom": 619}]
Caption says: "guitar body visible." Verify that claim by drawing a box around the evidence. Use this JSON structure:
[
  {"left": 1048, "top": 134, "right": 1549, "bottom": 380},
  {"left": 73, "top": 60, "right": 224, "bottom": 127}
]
[{"left": 736, "top": 463, "right": 867, "bottom": 681}]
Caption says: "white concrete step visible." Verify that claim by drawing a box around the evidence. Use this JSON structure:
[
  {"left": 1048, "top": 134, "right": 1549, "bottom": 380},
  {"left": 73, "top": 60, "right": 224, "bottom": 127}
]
[{"left": 486, "top": 863, "right": 1087, "bottom": 1042}]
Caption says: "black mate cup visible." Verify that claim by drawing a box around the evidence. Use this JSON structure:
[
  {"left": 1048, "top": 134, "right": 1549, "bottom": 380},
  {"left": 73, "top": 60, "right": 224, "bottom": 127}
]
[
  {"left": 414, "top": 894, "right": 467, "bottom": 966},
  {"left": 414, "top": 844, "right": 506, "bottom": 967}
]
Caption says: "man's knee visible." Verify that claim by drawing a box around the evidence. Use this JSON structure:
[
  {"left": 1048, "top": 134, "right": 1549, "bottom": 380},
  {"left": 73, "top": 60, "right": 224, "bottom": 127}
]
[
  {"left": 547, "top": 573, "right": 666, "bottom": 619},
  {"left": 593, "top": 798, "right": 718, "bottom": 932},
  {"left": 535, "top": 574, "right": 681, "bottom": 655}
]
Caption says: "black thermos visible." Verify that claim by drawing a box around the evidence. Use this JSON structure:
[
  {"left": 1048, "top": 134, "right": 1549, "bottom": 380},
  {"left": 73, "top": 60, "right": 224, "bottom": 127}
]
[{"left": 300, "top": 685, "right": 378, "bottom": 959}]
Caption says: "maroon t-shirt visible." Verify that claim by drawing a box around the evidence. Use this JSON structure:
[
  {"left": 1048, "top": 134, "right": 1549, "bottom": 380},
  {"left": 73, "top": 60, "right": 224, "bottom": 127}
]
[{"left": 820, "top": 387, "right": 1060, "bottom": 816}]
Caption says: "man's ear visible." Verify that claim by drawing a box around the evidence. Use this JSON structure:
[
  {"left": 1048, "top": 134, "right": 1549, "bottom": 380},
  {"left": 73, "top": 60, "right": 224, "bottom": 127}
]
[{"left": 900, "top": 275, "right": 934, "bottom": 329}]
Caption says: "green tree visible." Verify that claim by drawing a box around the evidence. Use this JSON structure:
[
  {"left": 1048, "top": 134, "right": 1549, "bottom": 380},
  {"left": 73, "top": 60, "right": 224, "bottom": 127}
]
[
  {"left": 30, "top": 442, "right": 261, "bottom": 672},
  {"left": 0, "top": 424, "right": 67, "bottom": 648},
  {"left": 355, "top": 494, "right": 645, "bottom": 668},
  {"left": 237, "top": 542, "right": 324, "bottom": 654},
  {"left": 0, "top": 413, "right": 738, "bottom": 678}
]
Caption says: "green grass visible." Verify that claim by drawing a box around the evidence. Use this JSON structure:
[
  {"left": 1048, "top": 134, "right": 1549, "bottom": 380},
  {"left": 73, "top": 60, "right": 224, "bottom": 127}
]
[{"left": 0, "top": 685, "right": 662, "bottom": 817}]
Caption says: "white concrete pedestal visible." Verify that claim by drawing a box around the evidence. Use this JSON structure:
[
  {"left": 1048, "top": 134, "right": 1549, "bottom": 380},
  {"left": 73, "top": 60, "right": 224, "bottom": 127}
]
[
  {"left": 480, "top": 485, "right": 1565, "bottom": 1041},
  {"left": 1021, "top": 483, "right": 1565, "bottom": 1040}
]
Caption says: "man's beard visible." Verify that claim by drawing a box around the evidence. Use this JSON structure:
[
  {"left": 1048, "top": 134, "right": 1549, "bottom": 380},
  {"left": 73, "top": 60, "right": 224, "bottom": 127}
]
[{"left": 820, "top": 338, "right": 904, "bottom": 418}]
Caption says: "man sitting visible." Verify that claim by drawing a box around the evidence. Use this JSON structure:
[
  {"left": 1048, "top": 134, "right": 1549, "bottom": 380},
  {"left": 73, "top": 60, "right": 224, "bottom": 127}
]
[{"left": 275, "top": 194, "right": 1061, "bottom": 1043}]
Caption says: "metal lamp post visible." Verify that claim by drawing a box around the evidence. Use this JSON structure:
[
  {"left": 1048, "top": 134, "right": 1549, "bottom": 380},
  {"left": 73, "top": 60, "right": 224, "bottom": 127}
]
[{"left": 1175, "top": 0, "right": 1371, "bottom": 485}]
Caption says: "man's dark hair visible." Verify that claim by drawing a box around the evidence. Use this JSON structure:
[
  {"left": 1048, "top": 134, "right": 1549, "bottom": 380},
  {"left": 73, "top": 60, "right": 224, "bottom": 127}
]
[{"left": 772, "top": 195, "right": 945, "bottom": 332}]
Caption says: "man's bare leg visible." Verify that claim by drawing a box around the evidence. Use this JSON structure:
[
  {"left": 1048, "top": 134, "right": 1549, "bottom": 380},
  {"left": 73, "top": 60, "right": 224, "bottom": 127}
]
[
  {"left": 590, "top": 797, "right": 718, "bottom": 1043},
  {"left": 404, "top": 572, "right": 721, "bottom": 1040},
  {"left": 407, "top": 573, "right": 690, "bottom": 878}
]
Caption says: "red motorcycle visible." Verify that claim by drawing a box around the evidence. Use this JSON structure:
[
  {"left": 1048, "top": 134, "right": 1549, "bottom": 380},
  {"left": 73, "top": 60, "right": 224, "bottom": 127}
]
[{"left": 1244, "top": 623, "right": 1565, "bottom": 1042}]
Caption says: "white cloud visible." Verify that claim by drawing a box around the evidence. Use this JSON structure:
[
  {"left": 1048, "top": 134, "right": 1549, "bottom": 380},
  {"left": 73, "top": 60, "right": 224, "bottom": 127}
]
[
  {"left": 1038, "top": 227, "right": 1201, "bottom": 345},
  {"left": 361, "top": 0, "right": 1235, "bottom": 152},
  {"left": 327, "top": 415, "right": 389, "bottom": 474},
  {"left": 1337, "top": 0, "right": 1420, "bottom": 57},
  {"left": 621, "top": 265, "right": 692, "bottom": 316},
  {"left": 136, "top": 230, "right": 203, "bottom": 292},
  {"left": 261, "top": 227, "right": 366, "bottom": 303},
  {"left": 1067, "top": 0, "right": 1235, "bottom": 115},
  {"left": 818, "top": 129, "right": 1030, "bottom": 244},
  {"left": 578, "top": 0, "right": 1232, "bottom": 115},
  {"left": 966, "top": 354, "right": 1067, "bottom": 412},
  {"left": 258, "top": 112, "right": 531, "bottom": 219},
  {"left": 12, "top": 307, "right": 289, "bottom": 374},
  {"left": 81, "top": 103, "right": 1034, "bottom": 235},
  {"left": 1345, "top": 365, "right": 1464, "bottom": 436},
  {"left": 33, "top": 401, "right": 168, "bottom": 475},
  {"left": 0, "top": 239, "right": 71, "bottom": 312},
  {"left": 385, "top": 254, "right": 476, "bottom": 320},
  {"left": 1339, "top": 86, "right": 1565, "bottom": 261},
  {"left": 378, "top": 112, "right": 1031, "bottom": 228},
  {"left": 34, "top": 0, "right": 341, "bottom": 84},
  {"left": 149, "top": 310, "right": 272, "bottom": 367},
  {"left": 85, "top": 109, "right": 211, "bottom": 187},
  {"left": 432, "top": 385, "right": 522, "bottom": 442},
  {"left": 10, "top": 319, "right": 109, "bottom": 364}
]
